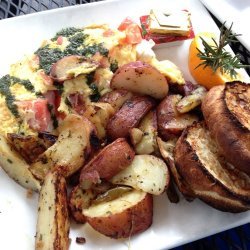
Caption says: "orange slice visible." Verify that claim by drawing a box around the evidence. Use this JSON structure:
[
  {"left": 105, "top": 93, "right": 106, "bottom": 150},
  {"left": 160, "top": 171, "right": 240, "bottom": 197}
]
[{"left": 188, "top": 32, "right": 241, "bottom": 89}]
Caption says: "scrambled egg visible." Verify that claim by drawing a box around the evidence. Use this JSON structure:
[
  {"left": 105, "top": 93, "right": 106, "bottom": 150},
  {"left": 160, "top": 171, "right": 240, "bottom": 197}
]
[{"left": 0, "top": 23, "right": 184, "bottom": 136}]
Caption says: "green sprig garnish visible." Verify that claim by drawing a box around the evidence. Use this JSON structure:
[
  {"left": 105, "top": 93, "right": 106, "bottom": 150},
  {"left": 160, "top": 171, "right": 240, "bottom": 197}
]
[{"left": 196, "top": 22, "right": 249, "bottom": 78}]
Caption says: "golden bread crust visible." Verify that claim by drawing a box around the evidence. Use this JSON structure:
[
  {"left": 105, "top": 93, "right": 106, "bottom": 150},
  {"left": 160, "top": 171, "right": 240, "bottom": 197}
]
[{"left": 202, "top": 82, "right": 250, "bottom": 175}]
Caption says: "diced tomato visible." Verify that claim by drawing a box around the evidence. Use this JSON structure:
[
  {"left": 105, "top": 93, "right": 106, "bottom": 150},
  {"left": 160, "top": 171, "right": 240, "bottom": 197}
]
[
  {"left": 118, "top": 17, "right": 142, "bottom": 44},
  {"left": 118, "top": 17, "right": 134, "bottom": 31},
  {"left": 56, "top": 35, "right": 63, "bottom": 45},
  {"left": 17, "top": 99, "right": 52, "bottom": 132},
  {"left": 103, "top": 29, "right": 115, "bottom": 37},
  {"left": 124, "top": 23, "right": 142, "bottom": 44}
]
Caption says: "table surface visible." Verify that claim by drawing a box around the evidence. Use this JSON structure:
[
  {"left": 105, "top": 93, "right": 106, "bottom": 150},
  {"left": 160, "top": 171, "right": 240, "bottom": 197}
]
[{"left": 0, "top": 1, "right": 249, "bottom": 250}]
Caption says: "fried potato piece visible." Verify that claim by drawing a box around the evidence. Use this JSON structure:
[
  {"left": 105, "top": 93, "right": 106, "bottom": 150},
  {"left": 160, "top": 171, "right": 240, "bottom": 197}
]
[
  {"left": 30, "top": 114, "right": 95, "bottom": 181},
  {"left": 83, "top": 190, "right": 153, "bottom": 239},
  {"left": 174, "top": 122, "right": 250, "bottom": 212},
  {"left": 0, "top": 134, "right": 41, "bottom": 191},
  {"left": 35, "top": 171, "right": 70, "bottom": 250},
  {"left": 80, "top": 138, "right": 135, "bottom": 189},
  {"left": 157, "top": 94, "right": 199, "bottom": 140},
  {"left": 111, "top": 155, "right": 169, "bottom": 195},
  {"left": 110, "top": 61, "right": 168, "bottom": 99},
  {"left": 107, "top": 95, "right": 155, "bottom": 140},
  {"left": 50, "top": 55, "right": 99, "bottom": 82},
  {"left": 130, "top": 110, "right": 158, "bottom": 155},
  {"left": 69, "top": 185, "right": 96, "bottom": 224},
  {"left": 176, "top": 86, "right": 207, "bottom": 114},
  {"left": 202, "top": 81, "right": 250, "bottom": 175},
  {"left": 99, "top": 89, "right": 133, "bottom": 111},
  {"left": 83, "top": 102, "right": 115, "bottom": 139},
  {"left": 7, "top": 133, "right": 57, "bottom": 164}
]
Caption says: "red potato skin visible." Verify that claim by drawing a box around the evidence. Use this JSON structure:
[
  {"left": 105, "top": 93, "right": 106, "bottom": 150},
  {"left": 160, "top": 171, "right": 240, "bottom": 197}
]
[
  {"left": 86, "top": 193, "right": 153, "bottom": 239},
  {"left": 107, "top": 96, "right": 156, "bottom": 140},
  {"left": 110, "top": 61, "right": 168, "bottom": 99},
  {"left": 80, "top": 138, "right": 135, "bottom": 187},
  {"left": 99, "top": 89, "right": 133, "bottom": 111},
  {"left": 157, "top": 95, "right": 198, "bottom": 140}
]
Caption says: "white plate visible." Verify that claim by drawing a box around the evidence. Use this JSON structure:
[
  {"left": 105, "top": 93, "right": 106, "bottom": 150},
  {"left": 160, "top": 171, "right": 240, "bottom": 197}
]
[
  {"left": 0, "top": 0, "right": 249, "bottom": 250},
  {"left": 199, "top": 0, "right": 250, "bottom": 52}
]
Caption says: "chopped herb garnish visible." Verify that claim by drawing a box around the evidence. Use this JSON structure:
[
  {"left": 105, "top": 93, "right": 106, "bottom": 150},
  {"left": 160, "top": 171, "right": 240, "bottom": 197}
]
[
  {"left": 89, "top": 83, "right": 100, "bottom": 102},
  {"left": 51, "top": 27, "right": 83, "bottom": 40},
  {"left": 110, "top": 60, "right": 118, "bottom": 73},
  {"left": 197, "top": 22, "right": 250, "bottom": 78}
]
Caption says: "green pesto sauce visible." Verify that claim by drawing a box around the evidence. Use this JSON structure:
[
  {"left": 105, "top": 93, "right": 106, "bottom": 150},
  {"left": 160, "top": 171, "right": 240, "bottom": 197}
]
[
  {"left": 10, "top": 76, "right": 35, "bottom": 93},
  {"left": 54, "top": 82, "right": 64, "bottom": 95},
  {"left": 35, "top": 30, "right": 109, "bottom": 75},
  {"left": 89, "top": 83, "right": 100, "bottom": 102},
  {"left": 47, "top": 103, "right": 58, "bottom": 129},
  {"left": 110, "top": 60, "right": 118, "bottom": 73},
  {"left": 51, "top": 27, "right": 83, "bottom": 41},
  {"left": 0, "top": 75, "right": 36, "bottom": 118},
  {"left": 35, "top": 45, "right": 65, "bottom": 75}
]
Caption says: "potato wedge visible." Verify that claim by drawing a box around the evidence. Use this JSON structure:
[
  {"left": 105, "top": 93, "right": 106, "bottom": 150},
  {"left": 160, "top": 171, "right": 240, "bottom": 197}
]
[
  {"left": 111, "top": 155, "right": 169, "bottom": 195},
  {"left": 110, "top": 61, "right": 168, "bottom": 99},
  {"left": 83, "top": 102, "right": 115, "bottom": 139},
  {"left": 30, "top": 114, "right": 95, "bottom": 181},
  {"left": 69, "top": 185, "right": 96, "bottom": 224},
  {"left": 202, "top": 81, "right": 250, "bottom": 175},
  {"left": 107, "top": 95, "right": 155, "bottom": 140},
  {"left": 35, "top": 171, "right": 70, "bottom": 250},
  {"left": 99, "top": 89, "right": 133, "bottom": 111},
  {"left": 50, "top": 55, "right": 99, "bottom": 82},
  {"left": 176, "top": 86, "right": 207, "bottom": 114},
  {"left": 0, "top": 134, "right": 41, "bottom": 191},
  {"left": 133, "top": 110, "right": 158, "bottom": 155},
  {"left": 83, "top": 190, "right": 153, "bottom": 239},
  {"left": 7, "top": 133, "right": 57, "bottom": 164},
  {"left": 80, "top": 138, "right": 135, "bottom": 189},
  {"left": 157, "top": 94, "right": 199, "bottom": 140}
]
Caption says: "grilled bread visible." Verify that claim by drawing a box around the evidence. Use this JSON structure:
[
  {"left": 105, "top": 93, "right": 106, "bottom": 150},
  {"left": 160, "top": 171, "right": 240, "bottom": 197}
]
[
  {"left": 174, "top": 122, "right": 250, "bottom": 212},
  {"left": 202, "top": 82, "right": 250, "bottom": 175}
]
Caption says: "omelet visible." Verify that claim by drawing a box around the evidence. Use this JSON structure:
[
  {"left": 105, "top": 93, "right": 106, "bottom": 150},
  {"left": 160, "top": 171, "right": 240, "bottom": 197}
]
[{"left": 0, "top": 22, "right": 184, "bottom": 138}]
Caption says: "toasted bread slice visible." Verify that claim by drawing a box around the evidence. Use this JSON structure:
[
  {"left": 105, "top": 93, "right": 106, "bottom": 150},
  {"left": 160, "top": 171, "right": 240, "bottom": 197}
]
[
  {"left": 174, "top": 122, "right": 250, "bottom": 212},
  {"left": 157, "top": 137, "right": 195, "bottom": 201},
  {"left": 202, "top": 82, "right": 250, "bottom": 175}
]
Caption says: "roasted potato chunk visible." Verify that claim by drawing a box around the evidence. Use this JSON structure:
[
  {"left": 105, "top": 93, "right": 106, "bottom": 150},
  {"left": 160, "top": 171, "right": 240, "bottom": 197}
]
[
  {"left": 99, "top": 89, "right": 133, "bottom": 111},
  {"left": 110, "top": 61, "right": 168, "bottom": 99},
  {"left": 157, "top": 94, "right": 199, "bottom": 140},
  {"left": 69, "top": 185, "right": 96, "bottom": 224},
  {"left": 50, "top": 55, "right": 99, "bottom": 82},
  {"left": 83, "top": 190, "right": 153, "bottom": 239},
  {"left": 0, "top": 134, "right": 41, "bottom": 191},
  {"left": 107, "top": 95, "right": 155, "bottom": 140},
  {"left": 131, "top": 110, "right": 158, "bottom": 155},
  {"left": 111, "top": 155, "right": 169, "bottom": 195},
  {"left": 30, "top": 114, "right": 95, "bottom": 181},
  {"left": 35, "top": 171, "right": 70, "bottom": 250},
  {"left": 7, "top": 133, "right": 57, "bottom": 164},
  {"left": 80, "top": 138, "right": 135, "bottom": 189}
]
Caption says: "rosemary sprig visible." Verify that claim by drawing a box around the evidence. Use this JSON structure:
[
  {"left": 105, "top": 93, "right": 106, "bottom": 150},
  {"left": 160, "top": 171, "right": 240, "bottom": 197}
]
[{"left": 196, "top": 22, "right": 249, "bottom": 78}]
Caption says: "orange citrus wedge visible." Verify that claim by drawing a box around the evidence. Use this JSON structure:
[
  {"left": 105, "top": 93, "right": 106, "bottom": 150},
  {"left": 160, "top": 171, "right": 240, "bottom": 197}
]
[{"left": 188, "top": 32, "right": 241, "bottom": 89}]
